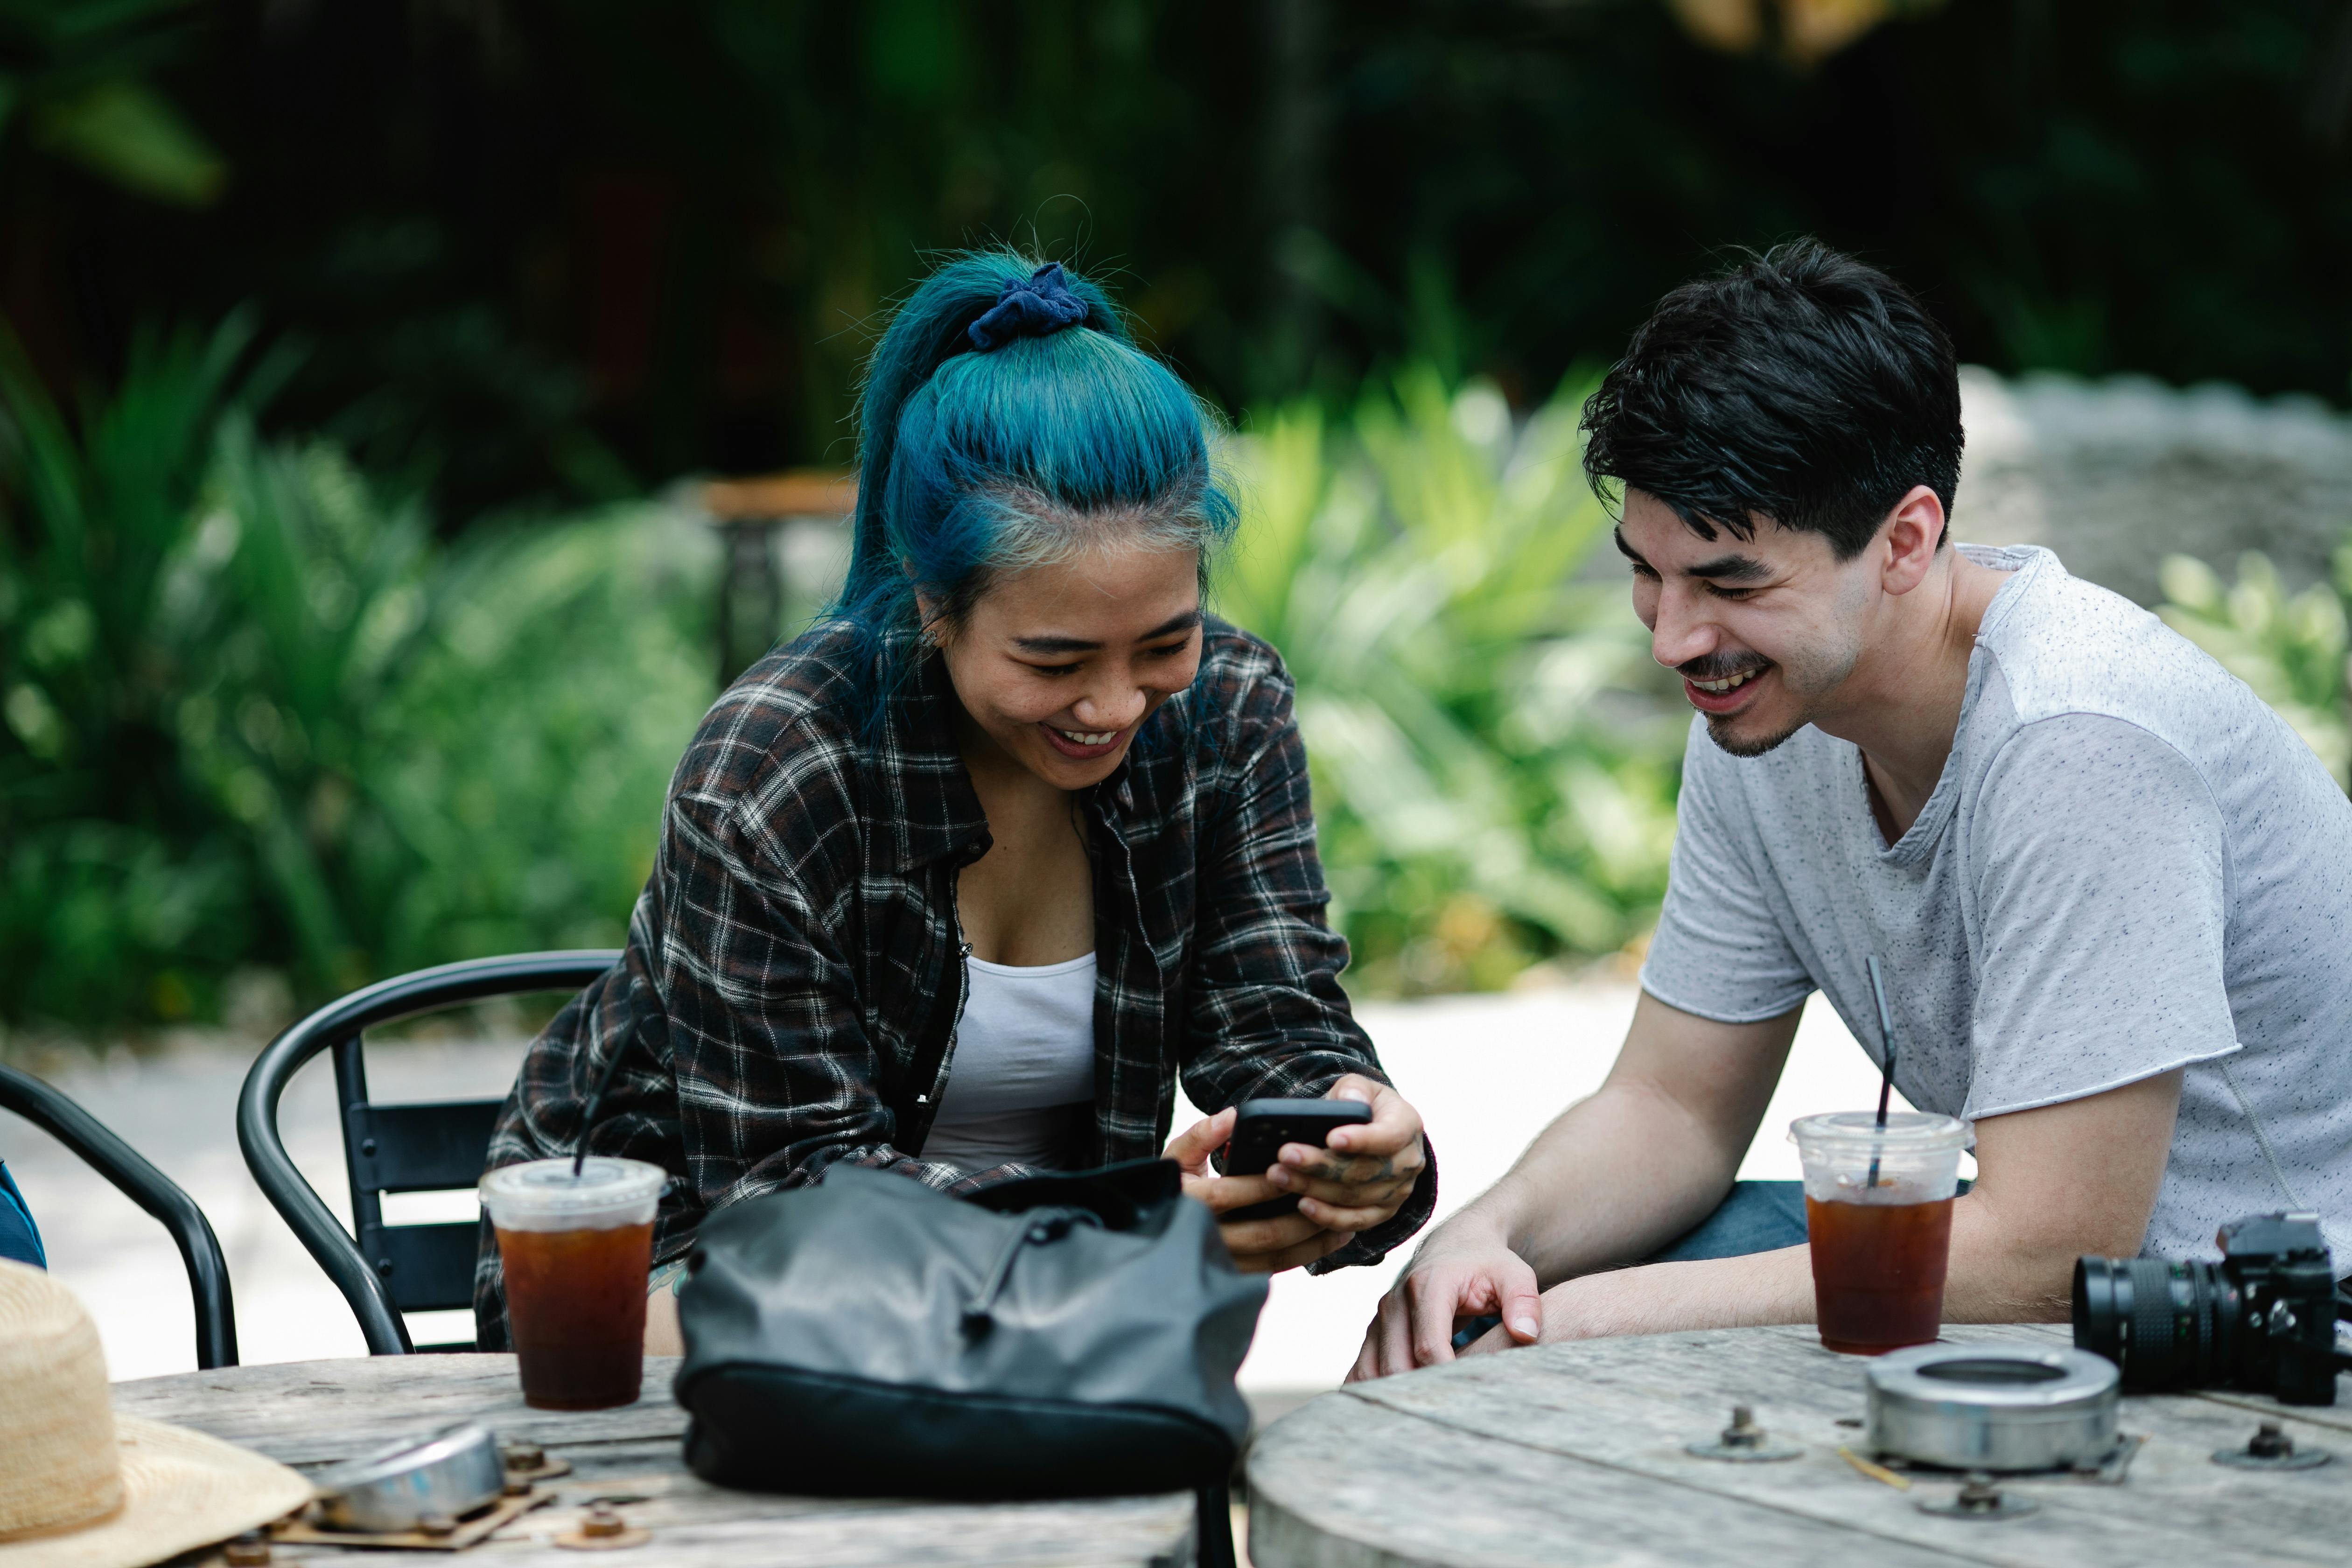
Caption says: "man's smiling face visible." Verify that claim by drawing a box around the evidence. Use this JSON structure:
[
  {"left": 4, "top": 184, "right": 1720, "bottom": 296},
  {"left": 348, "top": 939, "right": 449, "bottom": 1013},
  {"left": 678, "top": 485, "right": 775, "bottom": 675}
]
[{"left": 1616, "top": 488, "right": 1874, "bottom": 757}]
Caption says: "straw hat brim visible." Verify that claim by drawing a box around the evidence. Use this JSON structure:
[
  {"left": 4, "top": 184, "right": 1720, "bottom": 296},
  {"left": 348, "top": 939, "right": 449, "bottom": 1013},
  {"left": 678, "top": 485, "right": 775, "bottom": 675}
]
[{"left": 0, "top": 1416, "right": 313, "bottom": 1568}]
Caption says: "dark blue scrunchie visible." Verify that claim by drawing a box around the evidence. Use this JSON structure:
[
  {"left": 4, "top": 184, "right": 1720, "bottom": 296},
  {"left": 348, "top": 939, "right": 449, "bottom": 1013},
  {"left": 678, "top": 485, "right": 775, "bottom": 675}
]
[{"left": 966, "top": 262, "right": 1091, "bottom": 351}]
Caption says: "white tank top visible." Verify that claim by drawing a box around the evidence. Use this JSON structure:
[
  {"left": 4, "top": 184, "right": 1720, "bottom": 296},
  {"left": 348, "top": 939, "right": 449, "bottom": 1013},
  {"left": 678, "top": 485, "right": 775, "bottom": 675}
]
[{"left": 920, "top": 952, "right": 1098, "bottom": 1176}]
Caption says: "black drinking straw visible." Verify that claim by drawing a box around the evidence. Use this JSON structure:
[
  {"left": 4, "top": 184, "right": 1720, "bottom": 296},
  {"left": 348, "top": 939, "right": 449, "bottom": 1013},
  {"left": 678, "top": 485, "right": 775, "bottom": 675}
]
[
  {"left": 1865, "top": 955, "right": 1898, "bottom": 1189},
  {"left": 572, "top": 1046, "right": 628, "bottom": 1179}
]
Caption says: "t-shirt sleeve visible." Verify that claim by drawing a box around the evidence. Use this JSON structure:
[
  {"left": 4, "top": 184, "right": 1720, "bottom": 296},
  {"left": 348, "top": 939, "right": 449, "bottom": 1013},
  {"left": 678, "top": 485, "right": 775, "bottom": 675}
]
[
  {"left": 1963, "top": 714, "right": 2240, "bottom": 1119},
  {"left": 1638, "top": 717, "right": 1815, "bottom": 1022}
]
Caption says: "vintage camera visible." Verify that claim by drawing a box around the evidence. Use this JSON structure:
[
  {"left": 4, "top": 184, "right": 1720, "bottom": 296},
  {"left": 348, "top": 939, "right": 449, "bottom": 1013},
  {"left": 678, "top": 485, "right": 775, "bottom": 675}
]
[{"left": 2073, "top": 1212, "right": 2345, "bottom": 1406}]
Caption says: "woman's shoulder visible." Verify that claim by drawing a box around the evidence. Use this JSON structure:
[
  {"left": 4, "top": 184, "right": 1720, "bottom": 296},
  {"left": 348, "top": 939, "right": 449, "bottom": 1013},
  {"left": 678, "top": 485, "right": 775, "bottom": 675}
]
[
  {"left": 667, "top": 621, "right": 870, "bottom": 851},
  {"left": 1130, "top": 617, "right": 1299, "bottom": 794},
  {"left": 1198, "top": 616, "right": 1289, "bottom": 685},
  {"left": 1188, "top": 616, "right": 1298, "bottom": 735}
]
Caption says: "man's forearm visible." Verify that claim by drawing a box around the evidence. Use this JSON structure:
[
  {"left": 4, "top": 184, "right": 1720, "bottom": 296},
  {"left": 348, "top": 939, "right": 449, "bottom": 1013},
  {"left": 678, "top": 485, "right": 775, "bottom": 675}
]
[
  {"left": 1528, "top": 1191, "right": 2079, "bottom": 1340},
  {"left": 1527, "top": 1246, "right": 1815, "bottom": 1339},
  {"left": 1438, "top": 1078, "right": 1746, "bottom": 1288}
]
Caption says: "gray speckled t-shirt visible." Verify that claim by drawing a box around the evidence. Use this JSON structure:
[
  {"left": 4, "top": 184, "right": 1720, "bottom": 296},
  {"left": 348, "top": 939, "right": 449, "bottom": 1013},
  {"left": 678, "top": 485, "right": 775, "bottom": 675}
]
[{"left": 1640, "top": 544, "right": 2352, "bottom": 1261}]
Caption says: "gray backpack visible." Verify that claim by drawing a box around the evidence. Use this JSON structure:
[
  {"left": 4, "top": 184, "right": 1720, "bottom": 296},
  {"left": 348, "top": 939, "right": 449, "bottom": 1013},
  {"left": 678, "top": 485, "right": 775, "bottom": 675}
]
[{"left": 672, "top": 1158, "right": 1264, "bottom": 1498}]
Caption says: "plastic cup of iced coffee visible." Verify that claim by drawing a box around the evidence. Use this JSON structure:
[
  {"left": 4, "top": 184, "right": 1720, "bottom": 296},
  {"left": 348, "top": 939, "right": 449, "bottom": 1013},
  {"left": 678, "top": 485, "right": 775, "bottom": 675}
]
[
  {"left": 480, "top": 1157, "right": 667, "bottom": 1409},
  {"left": 1788, "top": 1112, "right": 1972, "bottom": 1355}
]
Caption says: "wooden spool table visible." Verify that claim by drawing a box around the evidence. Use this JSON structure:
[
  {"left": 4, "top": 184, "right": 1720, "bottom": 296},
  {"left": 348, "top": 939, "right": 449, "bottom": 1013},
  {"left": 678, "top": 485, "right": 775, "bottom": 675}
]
[
  {"left": 1246, "top": 1324, "right": 2352, "bottom": 1567},
  {"left": 115, "top": 1355, "right": 1196, "bottom": 1568}
]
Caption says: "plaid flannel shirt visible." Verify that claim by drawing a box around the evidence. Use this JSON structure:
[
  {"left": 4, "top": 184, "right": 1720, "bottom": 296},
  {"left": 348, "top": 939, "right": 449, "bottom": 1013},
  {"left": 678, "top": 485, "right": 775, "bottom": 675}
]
[{"left": 473, "top": 616, "right": 1436, "bottom": 1343}]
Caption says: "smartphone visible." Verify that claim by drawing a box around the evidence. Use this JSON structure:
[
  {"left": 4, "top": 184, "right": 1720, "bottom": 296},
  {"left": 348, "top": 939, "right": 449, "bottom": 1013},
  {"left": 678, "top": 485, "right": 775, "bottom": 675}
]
[{"left": 1222, "top": 1098, "right": 1372, "bottom": 1224}]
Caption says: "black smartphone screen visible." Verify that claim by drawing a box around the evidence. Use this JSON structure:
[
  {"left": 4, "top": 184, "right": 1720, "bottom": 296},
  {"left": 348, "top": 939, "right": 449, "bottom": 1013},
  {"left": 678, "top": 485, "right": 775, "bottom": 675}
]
[{"left": 1222, "top": 1097, "right": 1372, "bottom": 1223}]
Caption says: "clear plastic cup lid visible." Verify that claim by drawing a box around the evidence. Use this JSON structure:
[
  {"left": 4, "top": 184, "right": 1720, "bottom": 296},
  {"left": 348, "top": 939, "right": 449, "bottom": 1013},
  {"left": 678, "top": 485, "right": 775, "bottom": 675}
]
[
  {"left": 480, "top": 1156, "right": 668, "bottom": 1217},
  {"left": 1788, "top": 1111, "right": 1972, "bottom": 1151}
]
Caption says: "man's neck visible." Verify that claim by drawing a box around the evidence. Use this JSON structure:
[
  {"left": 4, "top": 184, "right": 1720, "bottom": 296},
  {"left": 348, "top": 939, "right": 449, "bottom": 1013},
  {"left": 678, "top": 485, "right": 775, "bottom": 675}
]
[{"left": 1813, "top": 546, "right": 2009, "bottom": 844}]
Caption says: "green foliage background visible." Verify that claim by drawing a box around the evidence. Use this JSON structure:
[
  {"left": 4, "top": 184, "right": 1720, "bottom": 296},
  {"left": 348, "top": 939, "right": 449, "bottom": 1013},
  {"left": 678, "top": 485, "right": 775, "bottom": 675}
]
[
  {"left": 8, "top": 1, "right": 2352, "bottom": 517},
  {"left": 2158, "top": 549, "right": 2352, "bottom": 789},
  {"left": 0, "top": 321, "right": 711, "bottom": 1028},
  {"left": 8, "top": 0, "right": 2352, "bottom": 1032},
  {"left": 1221, "top": 372, "right": 1681, "bottom": 993},
  {"left": 0, "top": 333, "right": 1683, "bottom": 1031}
]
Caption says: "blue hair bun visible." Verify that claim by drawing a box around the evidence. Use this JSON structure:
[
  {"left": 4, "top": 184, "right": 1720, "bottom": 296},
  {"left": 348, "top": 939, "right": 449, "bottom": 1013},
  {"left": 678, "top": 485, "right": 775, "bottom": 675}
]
[{"left": 966, "top": 262, "right": 1091, "bottom": 351}]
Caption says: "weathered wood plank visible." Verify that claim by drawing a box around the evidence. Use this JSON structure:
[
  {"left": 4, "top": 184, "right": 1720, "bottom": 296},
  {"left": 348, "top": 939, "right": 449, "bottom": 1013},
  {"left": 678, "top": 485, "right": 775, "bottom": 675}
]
[
  {"left": 2186, "top": 1386, "right": 2352, "bottom": 1436},
  {"left": 1248, "top": 1384, "right": 1985, "bottom": 1568},
  {"left": 1249, "top": 1326, "right": 2352, "bottom": 1568},
  {"left": 113, "top": 1356, "right": 687, "bottom": 1466},
  {"left": 477, "top": 1494, "right": 1198, "bottom": 1568},
  {"left": 113, "top": 1358, "right": 1197, "bottom": 1568}
]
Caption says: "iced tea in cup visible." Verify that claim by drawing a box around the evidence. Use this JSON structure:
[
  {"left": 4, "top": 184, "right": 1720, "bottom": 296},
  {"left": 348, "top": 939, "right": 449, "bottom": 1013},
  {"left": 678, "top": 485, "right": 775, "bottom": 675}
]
[
  {"left": 480, "top": 1157, "right": 666, "bottom": 1409},
  {"left": 1789, "top": 1113, "right": 1972, "bottom": 1355}
]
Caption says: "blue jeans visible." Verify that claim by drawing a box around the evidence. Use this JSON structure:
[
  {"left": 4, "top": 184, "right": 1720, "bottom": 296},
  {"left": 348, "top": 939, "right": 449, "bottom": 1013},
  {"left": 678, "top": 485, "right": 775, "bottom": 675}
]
[
  {"left": 1648, "top": 1179, "right": 1811, "bottom": 1261},
  {"left": 0, "top": 1160, "right": 44, "bottom": 1268},
  {"left": 1646, "top": 1176, "right": 1972, "bottom": 1258}
]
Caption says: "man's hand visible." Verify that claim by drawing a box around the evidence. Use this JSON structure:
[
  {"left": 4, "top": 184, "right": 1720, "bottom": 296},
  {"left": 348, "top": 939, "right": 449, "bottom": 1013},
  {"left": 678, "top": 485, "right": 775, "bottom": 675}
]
[
  {"left": 1453, "top": 1251, "right": 1811, "bottom": 1356},
  {"left": 1362, "top": 1065, "right": 2189, "bottom": 1377},
  {"left": 1348, "top": 1215, "right": 1542, "bottom": 1381}
]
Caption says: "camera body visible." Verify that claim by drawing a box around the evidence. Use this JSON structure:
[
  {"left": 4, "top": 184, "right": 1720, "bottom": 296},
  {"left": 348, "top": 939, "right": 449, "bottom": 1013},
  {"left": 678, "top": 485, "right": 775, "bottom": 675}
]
[
  {"left": 2213, "top": 1214, "right": 2342, "bottom": 1405},
  {"left": 2072, "top": 1211, "right": 2341, "bottom": 1406}
]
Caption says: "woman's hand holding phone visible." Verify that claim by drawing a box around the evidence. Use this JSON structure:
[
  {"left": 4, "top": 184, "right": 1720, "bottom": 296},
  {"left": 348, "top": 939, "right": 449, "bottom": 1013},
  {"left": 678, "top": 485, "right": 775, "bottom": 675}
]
[
  {"left": 1162, "top": 1075, "right": 1428, "bottom": 1274},
  {"left": 1165, "top": 1108, "right": 1345, "bottom": 1271}
]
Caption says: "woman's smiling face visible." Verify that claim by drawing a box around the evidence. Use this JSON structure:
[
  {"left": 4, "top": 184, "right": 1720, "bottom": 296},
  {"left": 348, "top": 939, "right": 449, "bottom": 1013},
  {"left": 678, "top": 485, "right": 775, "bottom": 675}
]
[{"left": 928, "top": 543, "right": 1204, "bottom": 789}]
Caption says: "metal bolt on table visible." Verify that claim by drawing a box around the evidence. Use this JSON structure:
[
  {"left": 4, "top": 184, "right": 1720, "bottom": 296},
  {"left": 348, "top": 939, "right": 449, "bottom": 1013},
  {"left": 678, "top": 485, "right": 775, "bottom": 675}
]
[
  {"left": 1685, "top": 1403, "right": 1801, "bottom": 1462},
  {"left": 1916, "top": 1471, "right": 2039, "bottom": 1521},
  {"left": 2213, "top": 1418, "right": 2335, "bottom": 1470}
]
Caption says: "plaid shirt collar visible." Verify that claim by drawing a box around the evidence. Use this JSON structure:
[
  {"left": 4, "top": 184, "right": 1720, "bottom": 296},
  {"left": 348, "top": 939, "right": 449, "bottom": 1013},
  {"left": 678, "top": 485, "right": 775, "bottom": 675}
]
[{"left": 875, "top": 642, "right": 988, "bottom": 871}]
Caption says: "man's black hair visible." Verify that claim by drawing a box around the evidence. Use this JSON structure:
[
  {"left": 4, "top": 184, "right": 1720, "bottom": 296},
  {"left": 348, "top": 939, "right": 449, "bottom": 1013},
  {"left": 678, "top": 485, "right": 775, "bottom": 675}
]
[{"left": 1580, "top": 239, "right": 1962, "bottom": 560}]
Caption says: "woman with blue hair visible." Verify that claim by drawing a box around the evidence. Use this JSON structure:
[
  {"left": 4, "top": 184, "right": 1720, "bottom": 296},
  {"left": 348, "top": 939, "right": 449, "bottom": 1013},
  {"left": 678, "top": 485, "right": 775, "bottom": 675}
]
[{"left": 476, "top": 253, "right": 1435, "bottom": 1351}]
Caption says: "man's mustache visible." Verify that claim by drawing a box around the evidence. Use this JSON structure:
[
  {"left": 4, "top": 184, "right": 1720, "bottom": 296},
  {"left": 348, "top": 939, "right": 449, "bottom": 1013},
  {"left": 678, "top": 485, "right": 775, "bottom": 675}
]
[{"left": 1676, "top": 653, "right": 1771, "bottom": 681}]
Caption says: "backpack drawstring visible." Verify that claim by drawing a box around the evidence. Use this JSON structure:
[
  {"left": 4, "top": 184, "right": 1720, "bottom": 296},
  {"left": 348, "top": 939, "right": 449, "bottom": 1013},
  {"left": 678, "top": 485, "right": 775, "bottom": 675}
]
[{"left": 961, "top": 1208, "right": 1095, "bottom": 1340}]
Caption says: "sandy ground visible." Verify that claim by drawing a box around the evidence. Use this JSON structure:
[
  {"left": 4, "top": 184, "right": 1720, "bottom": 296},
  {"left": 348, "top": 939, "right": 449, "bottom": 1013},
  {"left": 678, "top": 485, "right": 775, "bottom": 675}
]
[{"left": 3, "top": 981, "right": 1911, "bottom": 1391}]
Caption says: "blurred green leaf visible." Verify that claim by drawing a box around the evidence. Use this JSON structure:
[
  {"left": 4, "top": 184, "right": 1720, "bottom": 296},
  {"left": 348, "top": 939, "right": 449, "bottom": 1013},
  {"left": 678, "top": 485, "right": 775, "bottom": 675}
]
[
  {"left": 34, "top": 77, "right": 224, "bottom": 205},
  {"left": 2158, "top": 549, "right": 2350, "bottom": 785},
  {"left": 1223, "top": 364, "right": 1680, "bottom": 994},
  {"left": 0, "top": 309, "right": 709, "bottom": 1029}
]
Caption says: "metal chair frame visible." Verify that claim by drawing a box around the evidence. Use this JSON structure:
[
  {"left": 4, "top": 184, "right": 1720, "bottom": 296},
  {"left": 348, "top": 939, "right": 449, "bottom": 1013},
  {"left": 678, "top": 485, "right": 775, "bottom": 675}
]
[
  {"left": 0, "top": 1061, "right": 239, "bottom": 1368},
  {"left": 236, "top": 950, "right": 618, "bottom": 1355}
]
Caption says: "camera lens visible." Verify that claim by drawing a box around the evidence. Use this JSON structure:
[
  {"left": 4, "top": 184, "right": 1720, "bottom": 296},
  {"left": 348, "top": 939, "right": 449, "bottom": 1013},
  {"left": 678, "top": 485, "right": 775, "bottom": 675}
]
[{"left": 2072, "top": 1256, "right": 2234, "bottom": 1389}]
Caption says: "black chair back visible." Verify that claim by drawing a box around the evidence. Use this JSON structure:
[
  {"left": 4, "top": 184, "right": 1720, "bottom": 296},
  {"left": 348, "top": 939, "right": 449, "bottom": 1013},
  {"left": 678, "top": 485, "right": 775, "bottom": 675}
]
[
  {"left": 333, "top": 1042, "right": 505, "bottom": 1335},
  {"left": 238, "top": 951, "right": 619, "bottom": 1354},
  {"left": 0, "top": 1062, "right": 238, "bottom": 1368}
]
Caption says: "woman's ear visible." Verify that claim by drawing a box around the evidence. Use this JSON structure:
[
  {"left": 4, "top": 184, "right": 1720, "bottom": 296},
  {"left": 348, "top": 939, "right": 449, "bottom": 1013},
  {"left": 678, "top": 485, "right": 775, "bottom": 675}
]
[{"left": 912, "top": 589, "right": 950, "bottom": 650}]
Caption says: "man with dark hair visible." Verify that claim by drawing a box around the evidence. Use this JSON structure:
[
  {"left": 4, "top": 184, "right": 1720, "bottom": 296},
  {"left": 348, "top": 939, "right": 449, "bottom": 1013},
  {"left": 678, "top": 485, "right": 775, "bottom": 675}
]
[{"left": 1352, "top": 241, "right": 2352, "bottom": 1377}]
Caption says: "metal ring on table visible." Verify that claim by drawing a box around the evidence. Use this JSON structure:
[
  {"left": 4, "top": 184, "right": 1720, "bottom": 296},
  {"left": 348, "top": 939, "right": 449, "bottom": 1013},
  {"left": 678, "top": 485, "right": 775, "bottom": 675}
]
[
  {"left": 311, "top": 1422, "right": 509, "bottom": 1533},
  {"left": 1865, "top": 1343, "right": 2120, "bottom": 1473}
]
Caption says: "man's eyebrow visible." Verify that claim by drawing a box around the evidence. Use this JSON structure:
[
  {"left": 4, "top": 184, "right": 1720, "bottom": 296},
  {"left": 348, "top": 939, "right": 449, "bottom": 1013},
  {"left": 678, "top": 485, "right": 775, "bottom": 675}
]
[
  {"left": 1012, "top": 609, "right": 1202, "bottom": 656},
  {"left": 1685, "top": 553, "right": 1773, "bottom": 583},
  {"left": 1615, "top": 527, "right": 1771, "bottom": 583}
]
